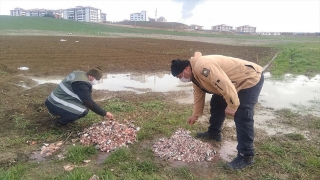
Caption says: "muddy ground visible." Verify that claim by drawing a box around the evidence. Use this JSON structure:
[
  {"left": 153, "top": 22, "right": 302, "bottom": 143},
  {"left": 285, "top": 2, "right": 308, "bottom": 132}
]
[
  {"left": 0, "top": 35, "right": 278, "bottom": 177},
  {"left": 0, "top": 35, "right": 275, "bottom": 130}
]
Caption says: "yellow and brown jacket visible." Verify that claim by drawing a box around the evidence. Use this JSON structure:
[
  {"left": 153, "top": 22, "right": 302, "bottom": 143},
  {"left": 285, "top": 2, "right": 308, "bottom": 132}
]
[{"left": 190, "top": 52, "right": 263, "bottom": 116}]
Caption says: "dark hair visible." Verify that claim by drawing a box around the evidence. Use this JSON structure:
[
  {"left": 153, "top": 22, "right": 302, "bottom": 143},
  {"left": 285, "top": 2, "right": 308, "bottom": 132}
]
[
  {"left": 87, "top": 67, "right": 103, "bottom": 80},
  {"left": 170, "top": 59, "right": 190, "bottom": 76}
]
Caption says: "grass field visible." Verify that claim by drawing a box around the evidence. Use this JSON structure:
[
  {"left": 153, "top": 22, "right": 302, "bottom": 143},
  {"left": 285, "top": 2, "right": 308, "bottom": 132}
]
[
  {"left": 0, "top": 16, "right": 320, "bottom": 180},
  {"left": 1, "top": 15, "right": 319, "bottom": 41}
]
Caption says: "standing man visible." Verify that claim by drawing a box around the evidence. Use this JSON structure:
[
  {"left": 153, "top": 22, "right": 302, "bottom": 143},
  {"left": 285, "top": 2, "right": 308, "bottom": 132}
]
[
  {"left": 171, "top": 52, "right": 264, "bottom": 170},
  {"left": 45, "top": 67, "right": 113, "bottom": 126}
]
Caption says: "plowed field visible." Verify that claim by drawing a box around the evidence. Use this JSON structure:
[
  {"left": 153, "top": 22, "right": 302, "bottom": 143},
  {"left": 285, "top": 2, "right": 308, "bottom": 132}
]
[{"left": 0, "top": 36, "right": 274, "bottom": 76}]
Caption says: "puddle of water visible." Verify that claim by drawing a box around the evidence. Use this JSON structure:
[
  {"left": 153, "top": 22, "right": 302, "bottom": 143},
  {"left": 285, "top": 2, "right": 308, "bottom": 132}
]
[
  {"left": 95, "top": 73, "right": 190, "bottom": 93},
  {"left": 218, "top": 141, "right": 237, "bottom": 161},
  {"left": 18, "top": 67, "right": 29, "bottom": 70},
  {"left": 31, "top": 72, "right": 320, "bottom": 114},
  {"left": 260, "top": 73, "right": 320, "bottom": 112},
  {"left": 254, "top": 110, "right": 311, "bottom": 139},
  {"left": 225, "top": 110, "right": 311, "bottom": 139},
  {"left": 34, "top": 78, "right": 61, "bottom": 85},
  {"left": 30, "top": 151, "right": 46, "bottom": 162}
]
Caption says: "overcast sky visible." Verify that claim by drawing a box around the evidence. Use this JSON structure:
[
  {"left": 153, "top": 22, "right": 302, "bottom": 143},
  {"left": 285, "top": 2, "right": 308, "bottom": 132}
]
[{"left": 0, "top": 0, "right": 319, "bottom": 32}]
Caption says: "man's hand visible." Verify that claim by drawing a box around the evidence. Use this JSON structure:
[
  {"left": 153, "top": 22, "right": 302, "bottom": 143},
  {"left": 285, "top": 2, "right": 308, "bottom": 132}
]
[
  {"left": 225, "top": 107, "right": 236, "bottom": 117},
  {"left": 188, "top": 115, "right": 198, "bottom": 125},
  {"left": 105, "top": 112, "right": 114, "bottom": 120}
]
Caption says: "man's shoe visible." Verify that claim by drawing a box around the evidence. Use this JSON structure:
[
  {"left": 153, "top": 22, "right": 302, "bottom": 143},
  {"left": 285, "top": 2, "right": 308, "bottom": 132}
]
[
  {"left": 196, "top": 131, "right": 221, "bottom": 141},
  {"left": 227, "top": 153, "right": 255, "bottom": 170}
]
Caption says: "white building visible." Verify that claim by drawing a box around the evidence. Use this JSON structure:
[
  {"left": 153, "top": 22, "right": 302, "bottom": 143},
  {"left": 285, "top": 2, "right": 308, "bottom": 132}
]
[
  {"left": 189, "top": 24, "right": 203, "bottom": 30},
  {"left": 63, "top": 6, "right": 101, "bottom": 22},
  {"left": 130, "top": 11, "right": 146, "bottom": 21},
  {"left": 236, "top": 25, "right": 256, "bottom": 33},
  {"left": 101, "top": 13, "right": 107, "bottom": 22},
  {"left": 212, "top": 24, "right": 233, "bottom": 31},
  {"left": 10, "top": 6, "right": 105, "bottom": 23},
  {"left": 10, "top": 8, "right": 54, "bottom": 17},
  {"left": 257, "top": 32, "right": 281, "bottom": 36},
  {"left": 10, "top": 8, "right": 23, "bottom": 16}
]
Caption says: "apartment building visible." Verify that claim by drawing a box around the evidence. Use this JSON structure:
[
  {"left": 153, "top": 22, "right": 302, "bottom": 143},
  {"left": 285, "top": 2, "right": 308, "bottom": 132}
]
[
  {"left": 257, "top": 32, "right": 281, "bottom": 36},
  {"left": 10, "top": 6, "right": 106, "bottom": 23},
  {"left": 10, "top": 7, "right": 63, "bottom": 17},
  {"left": 10, "top": 8, "right": 23, "bottom": 16},
  {"left": 189, "top": 24, "right": 203, "bottom": 30},
  {"left": 130, "top": 11, "right": 147, "bottom": 21},
  {"left": 63, "top": 6, "right": 102, "bottom": 22},
  {"left": 101, "top": 13, "right": 107, "bottom": 22},
  {"left": 212, "top": 24, "right": 233, "bottom": 31},
  {"left": 236, "top": 25, "right": 256, "bottom": 33}
]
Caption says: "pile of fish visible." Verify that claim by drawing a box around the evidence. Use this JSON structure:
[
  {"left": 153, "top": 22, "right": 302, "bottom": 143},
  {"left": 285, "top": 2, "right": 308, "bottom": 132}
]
[
  {"left": 153, "top": 128, "right": 216, "bottom": 162},
  {"left": 40, "top": 141, "right": 63, "bottom": 157},
  {"left": 79, "top": 120, "right": 140, "bottom": 152}
]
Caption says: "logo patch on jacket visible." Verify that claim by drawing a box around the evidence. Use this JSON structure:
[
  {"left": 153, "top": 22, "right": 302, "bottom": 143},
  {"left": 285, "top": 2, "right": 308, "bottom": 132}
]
[
  {"left": 201, "top": 68, "right": 210, "bottom": 77},
  {"left": 66, "top": 73, "right": 75, "bottom": 81}
]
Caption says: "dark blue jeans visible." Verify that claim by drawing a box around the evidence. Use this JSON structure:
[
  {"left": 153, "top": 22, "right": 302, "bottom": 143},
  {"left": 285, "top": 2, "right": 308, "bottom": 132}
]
[
  {"left": 45, "top": 99, "right": 88, "bottom": 124},
  {"left": 208, "top": 74, "right": 264, "bottom": 156}
]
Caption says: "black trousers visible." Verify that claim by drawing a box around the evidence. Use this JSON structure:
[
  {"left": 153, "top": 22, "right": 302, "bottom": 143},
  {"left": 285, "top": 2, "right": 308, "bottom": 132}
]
[
  {"left": 208, "top": 74, "right": 264, "bottom": 156},
  {"left": 45, "top": 99, "right": 89, "bottom": 124}
]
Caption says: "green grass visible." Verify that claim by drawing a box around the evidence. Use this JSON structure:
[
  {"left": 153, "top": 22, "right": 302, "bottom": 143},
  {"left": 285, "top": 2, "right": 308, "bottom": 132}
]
[
  {"left": 0, "top": 16, "right": 208, "bottom": 37},
  {"left": 311, "top": 117, "right": 320, "bottom": 129},
  {"left": 53, "top": 168, "right": 96, "bottom": 180},
  {"left": 284, "top": 133, "right": 305, "bottom": 141},
  {"left": 10, "top": 113, "right": 28, "bottom": 129},
  {"left": 1, "top": 95, "right": 320, "bottom": 179},
  {"left": 256, "top": 138, "right": 320, "bottom": 179},
  {"left": 267, "top": 43, "right": 320, "bottom": 77},
  {"left": 141, "top": 100, "right": 165, "bottom": 110},
  {"left": 172, "top": 167, "right": 195, "bottom": 180},
  {"left": 104, "top": 98, "right": 136, "bottom": 113},
  {"left": 104, "top": 147, "right": 130, "bottom": 165},
  {"left": 65, "top": 145, "right": 98, "bottom": 163},
  {"left": 275, "top": 108, "right": 320, "bottom": 132},
  {"left": 103, "top": 147, "right": 162, "bottom": 179},
  {"left": 0, "top": 163, "right": 30, "bottom": 180},
  {"left": 2, "top": 16, "right": 319, "bottom": 41}
]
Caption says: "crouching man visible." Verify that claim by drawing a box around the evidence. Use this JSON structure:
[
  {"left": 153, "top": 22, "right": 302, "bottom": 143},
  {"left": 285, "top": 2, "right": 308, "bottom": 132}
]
[
  {"left": 170, "top": 52, "right": 264, "bottom": 170},
  {"left": 45, "top": 67, "right": 113, "bottom": 126}
]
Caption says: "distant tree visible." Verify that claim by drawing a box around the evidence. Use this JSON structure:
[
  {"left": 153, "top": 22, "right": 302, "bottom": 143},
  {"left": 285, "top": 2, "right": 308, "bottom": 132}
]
[{"left": 44, "top": 11, "right": 54, "bottom": 18}]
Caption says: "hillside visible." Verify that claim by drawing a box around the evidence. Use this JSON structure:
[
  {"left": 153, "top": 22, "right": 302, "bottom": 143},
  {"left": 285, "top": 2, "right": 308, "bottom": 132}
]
[
  {"left": 0, "top": 16, "right": 201, "bottom": 37},
  {"left": 114, "top": 21, "right": 189, "bottom": 30}
]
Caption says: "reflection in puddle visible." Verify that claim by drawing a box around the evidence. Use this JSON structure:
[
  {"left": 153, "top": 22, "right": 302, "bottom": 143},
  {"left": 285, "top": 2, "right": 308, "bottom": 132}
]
[
  {"left": 218, "top": 141, "right": 237, "bottom": 161},
  {"left": 31, "top": 73, "right": 320, "bottom": 113},
  {"left": 260, "top": 73, "right": 320, "bottom": 113},
  {"left": 95, "top": 74, "right": 189, "bottom": 93},
  {"left": 18, "top": 67, "right": 29, "bottom": 70}
]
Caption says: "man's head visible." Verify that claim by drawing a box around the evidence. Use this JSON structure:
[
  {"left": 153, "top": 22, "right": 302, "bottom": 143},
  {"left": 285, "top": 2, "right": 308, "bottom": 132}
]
[
  {"left": 87, "top": 67, "right": 103, "bottom": 85},
  {"left": 171, "top": 59, "right": 192, "bottom": 82}
]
